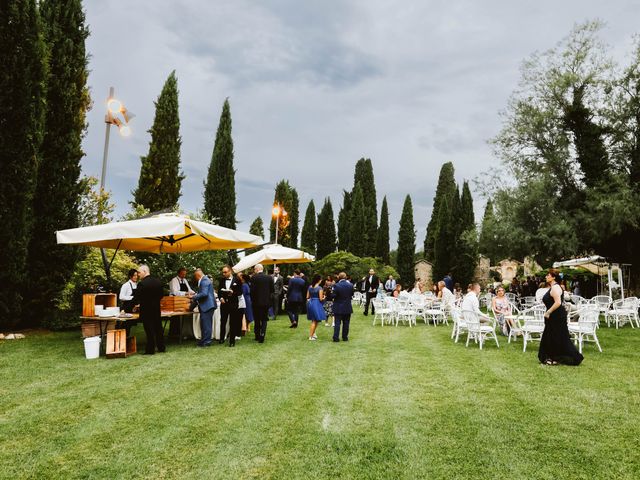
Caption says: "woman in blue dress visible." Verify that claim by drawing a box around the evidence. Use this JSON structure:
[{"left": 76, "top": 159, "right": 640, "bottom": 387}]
[
  {"left": 238, "top": 273, "right": 254, "bottom": 334},
  {"left": 307, "top": 274, "right": 326, "bottom": 340}
]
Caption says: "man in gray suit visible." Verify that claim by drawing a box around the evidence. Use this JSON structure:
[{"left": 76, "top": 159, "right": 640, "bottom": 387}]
[
  {"left": 192, "top": 268, "right": 216, "bottom": 347},
  {"left": 272, "top": 266, "right": 284, "bottom": 318}
]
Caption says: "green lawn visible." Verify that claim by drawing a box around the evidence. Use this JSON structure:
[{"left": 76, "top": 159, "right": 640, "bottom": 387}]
[{"left": 1, "top": 313, "right": 639, "bottom": 480}]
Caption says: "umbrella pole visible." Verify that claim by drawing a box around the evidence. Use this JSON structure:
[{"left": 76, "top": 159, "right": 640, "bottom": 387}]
[{"left": 101, "top": 248, "right": 111, "bottom": 282}]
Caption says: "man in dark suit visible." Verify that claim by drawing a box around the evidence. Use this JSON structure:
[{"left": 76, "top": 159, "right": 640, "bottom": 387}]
[
  {"left": 251, "top": 263, "right": 275, "bottom": 343},
  {"left": 332, "top": 272, "right": 354, "bottom": 342},
  {"left": 286, "top": 269, "right": 306, "bottom": 328},
  {"left": 363, "top": 268, "right": 380, "bottom": 316},
  {"left": 192, "top": 268, "right": 216, "bottom": 347},
  {"left": 272, "top": 266, "right": 284, "bottom": 318},
  {"left": 217, "top": 265, "right": 243, "bottom": 346},
  {"left": 135, "top": 264, "right": 165, "bottom": 355}
]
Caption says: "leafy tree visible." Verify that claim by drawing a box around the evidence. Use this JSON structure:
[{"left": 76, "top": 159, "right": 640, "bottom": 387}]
[
  {"left": 376, "top": 196, "right": 390, "bottom": 264},
  {"left": 424, "top": 162, "right": 456, "bottom": 261},
  {"left": 269, "top": 180, "right": 298, "bottom": 247},
  {"left": 0, "top": 0, "right": 47, "bottom": 328},
  {"left": 133, "top": 70, "right": 184, "bottom": 211},
  {"left": 311, "top": 251, "right": 397, "bottom": 281},
  {"left": 204, "top": 98, "right": 236, "bottom": 228},
  {"left": 300, "top": 200, "right": 316, "bottom": 255},
  {"left": 396, "top": 195, "right": 416, "bottom": 285},
  {"left": 348, "top": 184, "right": 366, "bottom": 257},
  {"left": 353, "top": 158, "right": 378, "bottom": 255},
  {"left": 337, "top": 190, "right": 351, "bottom": 251},
  {"left": 246, "top": 216, "right": 264, "bottom": 255},
  {"left": 316, "top": 198, "right": 336, "bottom": 259},
  {"left": 478, "top": 199, "right": 500, "bottom": 263}
]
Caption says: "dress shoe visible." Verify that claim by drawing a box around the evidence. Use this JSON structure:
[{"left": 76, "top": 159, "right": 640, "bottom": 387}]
[
  {"left": 342, "top": 338, "right": 349, "bottom": 342},
  {"left": 258, "top": 338, "right": 265, "bottom": 343},
  {"left": 229, "top": 342, "right": 235, "bottom": 347},
  {"left": 332, "top": 339, "right": 340, "bottom": 343},
  {"left": 143, "top": 351, "right": 155, "bottom": 355}
]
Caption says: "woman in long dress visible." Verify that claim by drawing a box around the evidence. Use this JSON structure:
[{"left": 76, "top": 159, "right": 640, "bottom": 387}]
[
  {"left": 538, "top": 269, "right": 584, "bottom": 366},
  {"left": 238, "top": 273, "right": 253, "bottom": 334},
  {"left": 306, "top": 274, "right": 326, "bottom": 341}
]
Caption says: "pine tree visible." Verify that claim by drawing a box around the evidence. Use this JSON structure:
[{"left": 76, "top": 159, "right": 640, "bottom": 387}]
[
  {"left": 337, "top": 190, "right": 351, "bottom": 251},
  {"left": 396, "top": 195, "right": 416, "bottom": 285},
  {"left": 353, "top": 158, "right": 378, "bottom": 255},
  {"left": 133, "top": 71, "right": 184, "bottom": 211},
  {"left": 269, "top": 180, "right": 298, "bottom": 247},
  {"left": 204, "top": 98, "right": 236, "bottom": 228},
  {"left": 316, "top": 198, "right": 336, "bottom": 259},
  {"left": 300, "top": 200, "right": 317, "bottom": 255},
  {"left": 246, "top": 216, "right": 264, "bottom": 255},
  {"left": 376, "top": 196, "right": 390, "bottom": 264},
  {"left": 0, "top": 0, "right": 47, "bottom": 328},
  {"left": 348, "top": 184, "right": 366, "bottom": 257},
  {"left": 424, "top": 162, "right": 456, "bottom": 261}
]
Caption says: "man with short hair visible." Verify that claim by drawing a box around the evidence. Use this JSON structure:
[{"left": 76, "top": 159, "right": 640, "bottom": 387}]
[
  {"left": 217, "top": 265, "right": 243, "bottom": 346},
  {"left": 251, "top": 264, "right": 275, "bottom": 343},
  {"left": 332, "top": 272, "right": 354, "bottom": 342},
  {"left": 363, "top": 269, "right": 380, "bottom": 316},
  {"left": 192, "top": 268, "right": 216, "bottom": 347},
  {"left": 272, "top": 266, "right": 284, "bottom": 318},
  {"left": 286, "top": 270, "right": 306, "bottom": 328},
  {"left": 444, "top": 273, "right": 454, "bottom": 292},
  {"left": 136, "top": 264, "right": 165, "bottom": 355},
  {"left": 461, "top": 283, "right": 490, "bottom": 322},
  {"left": 384, "top": 275, "right": 396, "bottom": 293},
  {"left": 169, "top": 267, "right": 194, "bottom": 296}
]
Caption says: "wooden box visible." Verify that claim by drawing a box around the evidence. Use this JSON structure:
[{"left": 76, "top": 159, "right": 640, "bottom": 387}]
[
  {"left": 126, "top": 336, "right": 137, "bottom": 356},
  {"left": 81, "top": 319, "right": 115, "bottom": 338},
  {"left": 83, "top": 293, "right": 117, "bottom": 317},
  {"left": 106, "top": 329, "right": 127, "bottom": 359},
  {"left": 160, "top": 295, "right": 191, "bottom": 312}
]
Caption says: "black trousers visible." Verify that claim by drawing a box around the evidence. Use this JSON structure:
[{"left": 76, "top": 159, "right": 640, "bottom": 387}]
[
  {"left": 142, "top": 314, "right": 165, "bottom": 353},
  {"left": 219, "top": 303, "right": 234, "bottom": 341},
  {"left": 253, "top": 305, "right": 269, "bottom": 341},
  {"left": 364, "top": 292, "right": 376, "bottom": 315},
  {"left": 227, "top": 308, "right": 242, "bottom": 345}
]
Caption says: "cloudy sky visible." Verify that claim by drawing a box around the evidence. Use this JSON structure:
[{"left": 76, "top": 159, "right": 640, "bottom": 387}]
[{"left": 81, "top": 0, "right": 640, "bottom": 248}]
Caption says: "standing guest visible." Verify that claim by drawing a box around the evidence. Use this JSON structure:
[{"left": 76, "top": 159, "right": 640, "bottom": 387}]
[
  {"left": 306, "top": 274, "right": 326, "bottom": 341},
  {"left": 169, "top": 267, "right": 194, "bottom": 296},
  {"left": 136, "top": 265, "right": 165, "bottom": 355},
  {"left": 300, "top": 272, "right": 309, "bottom": 314},
  {"left": 539, "top": 269, "right": 584, "bottom": 366},
  {"left": 272, "top": 267, "right": 284, "bottom": 319},
  {"left": 461, "top": 283, "right": 491, "bottom": 322},
  {"left": 251, "top": 264, "right": 274, "bottom": 343},
  {"left": 119, "top": 268, "right": 138, "bottom": 313},
  {"left": 192, "top": 268, "right": 216, "bottom": 347},
  {"left": 363, "top": 269, "right": 380, "bottom": 316},
  {"left": 238, "top": 272, "right": 253, "bottom": 334},
  {"left": 286, "top": 270, "right": 306, "bottom": 328},
  {"left": 444, "top": 272, "right": 454, "bottom": 292},
  {"left": 217, "top": 265, "right": 243, "bottom": 346},
  {"left": 323, "top": 276, "right": 335, "bottom": 327},
  {"left": 332, "top": 272, "right": 354, "bottom": 342},
  {"left": 384, "top": 275, "right": 396, "bottom": 293}
]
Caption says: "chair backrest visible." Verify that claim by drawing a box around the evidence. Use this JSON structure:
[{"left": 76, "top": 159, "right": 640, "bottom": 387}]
[
  {"left": 505, "top": 292, "right": 517, "bottom": 303},
  {"left": 592, "top": 295, "right": 612, "bottom": 309},
  {"left": 623, "top": 297, "right": 639, "bottom": 309},
  {"left": 612, "top": 298, "right": 626, "bottom": 309},
  {"left": 579, "top": 310, "right": 599, "bottom": 331},
  {"left": 462, "top": 309, "right": 481, "bottom": 331},
  {"left": 522, "top": 296, "right": 536, "bottom": 308},
  {"left": 522, "top": 305, "right": 545, "bottom": 327}
]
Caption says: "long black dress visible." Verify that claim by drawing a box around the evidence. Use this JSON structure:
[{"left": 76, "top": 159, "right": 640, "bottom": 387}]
[{"left": 538, "top": 285, "right": 584, "bottom": 365}]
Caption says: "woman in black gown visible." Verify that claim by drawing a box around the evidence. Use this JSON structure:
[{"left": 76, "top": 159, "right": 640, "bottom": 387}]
[{"left": 538, "top": 269, "right": 584, "bottom": 366}]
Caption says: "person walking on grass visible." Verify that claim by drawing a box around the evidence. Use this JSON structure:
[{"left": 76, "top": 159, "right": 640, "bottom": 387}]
[
  {"left": 286, "top": 269, "right": 306, "bottom": 328},
  {"left": 332, "top": 272, "right": 354, "bottom": 342},
  {"left": 136, "top": 264, "right": 165, "bottom": 355},
  {"left": 250, "top": 264, "right": 274, "bottom": 343},
  {"left": 306, "top": 274, "right": 326, "bottom": 341}
]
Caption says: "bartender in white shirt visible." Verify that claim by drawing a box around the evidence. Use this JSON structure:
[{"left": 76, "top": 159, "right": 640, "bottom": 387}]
[
  {"left": 169, "top": 267, "right": 195, "bottom": 297},
  {"left": 119, "top": 268, "right": 138, "bottom": 313}
]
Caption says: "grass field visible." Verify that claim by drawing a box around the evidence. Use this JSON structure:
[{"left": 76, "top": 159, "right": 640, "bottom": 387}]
[{"left": 1, "top": 312, "right": 639, "bottom": 480}]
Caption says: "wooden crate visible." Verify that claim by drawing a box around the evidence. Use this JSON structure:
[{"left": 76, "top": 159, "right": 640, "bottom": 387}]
[
  {"left": 81, "top": 319, "right": 115, "bottom": 338},
  {"left": 160, "top": 295, "right": 191, "bottom": 312},
  {"left": 106, "top": 329, "right": 127, "bottom": 359},
  {"left": 82, "top": 293, "right": 117, "bottom": 317},
  {"left": 126, "top": 336, "right": 137, "bottom": 356}
]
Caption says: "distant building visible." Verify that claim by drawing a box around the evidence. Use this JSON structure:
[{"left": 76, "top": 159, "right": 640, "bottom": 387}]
[
  {"left": 474, "top": 255, "right": 491, "bottom": 285},
  {"left": 414, "top": 260, "right": 433, "bottom": 290},
  {"left": 491, "top": 259, "right": 522, "bottom": 283}
]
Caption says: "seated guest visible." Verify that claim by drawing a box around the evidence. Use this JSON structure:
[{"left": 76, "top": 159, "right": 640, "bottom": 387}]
[
  {"left": 411, "top": 280, "right": 424, "bottom": 294},
  {"left": 430, "top": 283, "right": 439, "bottom": 297},
  {"left": 491, "top": 286, "right": 513, "bottom": 335},
  {"left": 169, "top": 267, "right": 194, "bottom": 296},
  {"left": 392, "top": 284, "right": 402, "bottom": 298},
  {"left": 453, "top": 283, "right": 463, "bottom": 300},
  {"left": 461, "top": 283, "right": 490, "bottom": 322},
  {"left": 119, "top": 268, "right": 138, "bottom": 313},
  {"left": 384, "top": 275, "right": 396, "bottom": 293},
  {"left": 438, "top": 280, "right": 455, "bottom": 308},
  {"left": 535, "top": 282, "right": 548, "bottom": 304}
]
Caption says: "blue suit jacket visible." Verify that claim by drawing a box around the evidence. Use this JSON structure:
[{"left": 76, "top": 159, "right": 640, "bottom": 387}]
[
  {"left": 332, "top": 280, "right": 354, "bottom": 315},
  {"left": 287, "top": 277, "right": 306, "bottom": 303},
  {"left": 194, "top": 276, "right": 216, "bottom": 312}
]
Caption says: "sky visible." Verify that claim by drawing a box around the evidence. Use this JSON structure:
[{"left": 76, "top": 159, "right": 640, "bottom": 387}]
[{"left": 81, "top": 0, "right": 640, "bottom": 248}]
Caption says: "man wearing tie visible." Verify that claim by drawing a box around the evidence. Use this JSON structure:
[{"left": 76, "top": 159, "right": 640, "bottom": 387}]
[
  {"left": 192, "top": 269, "right": 216, "bottom": 347},
  {"left": 218, "top": 265, "right": 243, "bottom": 346},
  {"left": 169, "top": 267, "right": 195, "bottom": 296},
  {"left": 286, "top": 269, "right": 306, "bottom": 328},
  {"left": 332, "top": 272, "right": 354, "bottom": 342},
  {"left": 272, "top": 266, "right": 284, "bottom": 318},
  {"left": 384, "top": 275, "right": 396, "bottom": 294},
  {"left": 363, "top": 268, "right": 380, "bottom": 316},
  {"left": 250, "top": 263, "right": 275, "bottom": 343}
]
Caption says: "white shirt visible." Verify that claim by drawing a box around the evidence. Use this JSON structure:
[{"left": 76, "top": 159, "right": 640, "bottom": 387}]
[
  {"left": 169, "top": 276, "right": 194, "bottom": 296},
  {"left": 461, "top": 292, "right": 488, "bottom": 318},
  {"left": 441, "top": 287, "right": 455, "bottom": 307},
  {"left": 119, "top": 280, "right": 136, "bottom": 301},
  {"left": 535, "top": 288, "right": 548, "bottom": 304}
]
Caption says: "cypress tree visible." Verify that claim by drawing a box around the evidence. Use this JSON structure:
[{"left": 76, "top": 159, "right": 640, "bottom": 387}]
[
  {"left": 269, "top": 180, "right": 298, "bottom": 247},
  {"left": 459, "top": 181, "right": 475, "bottom": 228},
  {"left": 376, "top": 196, "right": 390, "bottom": 264},
  {"left": 337, "top": 190, "right": 351, "bottom": 251},
  {"left": 246, "top": 216, "right": 264, "bottom": 255},
  {"left": 478, "top": 199, "right": 497, "bottom": 263},
  {"left": 133, "top": 70, "right": 184, "bottom": 211},
  {"left": 454, "top": 181, "right": 478, "bottom": 286},
  {"left": 0, "top": 0, "right": 47, "bottom": 328},
  {"left": 300, "top": 200, "right": 317, "bottom": 255},
  {"left": 290, "top": 188, "right": 300, "bottom": 247},
  {"left": 316, "top": 198, "right": 336, "bottom": 259},
  {"left": 353, "top": 158, "right": 378, "bottom": 256},
  {"left": 348, "top": 184, "right": 366, "bottom": 257},
  {"left": 424, "top": 162, "right": 456, "bottom": 261},
  {"left": 433, "top": 195, "right": 456, "bottom": 281},
  {"left": 204, "top": 98, "right": 236, "bottom": 228},
  {"left": 396, "top": 195, "right": 416, "bottom": 285}
]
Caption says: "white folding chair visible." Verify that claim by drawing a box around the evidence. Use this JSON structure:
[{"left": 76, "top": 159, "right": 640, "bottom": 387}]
[
  {"left": 591, "top": 295, "right": 612, "bottom": 325},
  {"left": 462, "top": 310, "right": 499, "bottom": 349},
  {"left": 424, "top": 300, "right": 447, "bottom": 326},
  {"left": 569, "top": 309, "right": 602, "bottom": 353},
  {"left": 450, "top": 307, "right": 466, "bottom": 343},
  {"left": 372, "top": 298, "right": 393, "bottom": 326},
  {"left": 520, "top": 305, "right": 545, "bottom": 352}
]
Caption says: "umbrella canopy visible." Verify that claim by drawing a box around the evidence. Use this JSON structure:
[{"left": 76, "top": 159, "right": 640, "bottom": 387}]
[
  {"left": 232, "top": 244, "right": 314, "bottom": 273},
  {"left": 553, "top": 255, "right": 607, "bottom": 269},
  {"left": 56, "top": 213, "right": 264, "bottom": 253}
]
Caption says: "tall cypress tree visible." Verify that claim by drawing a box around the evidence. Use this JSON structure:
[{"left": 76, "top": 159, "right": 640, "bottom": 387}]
[
  {"left": 454, "top": 181, "right": 478, "bottom": 286},
  {"left": 246, "top": 216, "right": 264, "bottom": 255},
  {"left": 376, "top": 196, "right": 390, "bottom": 264},
  {"left": 478, "top": 199, "right": 498, "bottom": 263},
  {"left": 204, "top": 98, "right": 236, "bottom": 228},
  {"left": 0, "top": 0, "right": 47, "bottom": 328},
  {"left": 337, "top": 190, "right": 351, "bottom": 251},
  {"left": 290, "top": 188, "right": 300, "bottom": 247},
  {"left": 433, "top": 195, "right": 456, "bottom": 281},
  {"left": 300, "top": 200, "right": 317, "bottom": 255},
  {"left": 396, "top": 195, "right": 416, "bottom": 285},
  {"left": 459, "top": 181, "right": 475, "bottom": 228},
  {"left": 269, "top": 180, "right": 298, "bottom": 247},
  {"left": 316, "top": 198, "right": 336, "bottom": 259},
  {"left": 424, "top": 162, "right": 456, "bottom": 261},
  {"left": 133, "top": 70, "right": 184, "bottom": 211},
  {"left": 25, "top": 0, "right": 89, "bottom": 324},
  {"left": 353, "top": 158, "right": 378, "bottom": 256},
  {"left": 348, "top": 184, "right": 366, "bottom": 257}
]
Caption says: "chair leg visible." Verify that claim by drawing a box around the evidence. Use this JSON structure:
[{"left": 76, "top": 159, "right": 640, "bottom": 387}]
[
  {"left": 494, "top": 333, "right": 499, "bottom": 348},
  {"left": 523, "top": 334, "right": 527, "bottom": 353},
  {"left": 594, "top": 332, "right": 602, "bottom": 352}
]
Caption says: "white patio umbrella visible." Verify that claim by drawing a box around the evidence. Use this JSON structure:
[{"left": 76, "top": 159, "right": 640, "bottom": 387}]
[{"left": 232, "top": 244, "right": 315, "bottom": 273}]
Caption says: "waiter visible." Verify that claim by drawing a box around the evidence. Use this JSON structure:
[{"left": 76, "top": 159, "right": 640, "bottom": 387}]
[
  {"left": 136, "top": 264, "right": 165, "bottom": 355},
  {"left": 119, "top": 268, "right": 138, "bottom": 313},
  {"left": 169, "top": 267, "right": 194, "bottom": 296},
  {"left": 217, "top": 265, "right": 243, "bottom": 345}
]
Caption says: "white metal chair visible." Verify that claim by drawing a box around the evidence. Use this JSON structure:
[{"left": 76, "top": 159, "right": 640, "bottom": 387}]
[
  {"left": 424, "top": 300, "right": 447, "bottom": 326},
  {"left": 372, "top": 298, "right": 393, "bottom": 326},
  {"left": 591, "top": 295, "right": 612, "bottom": 325},
  {"left": 568, "top": 309, "right": 602, "bottom": 353},
  {"left": 394, "top": 297, "right": 416, "bottom": 327},
  {"left": 520, "top": 305, "right": 546, "bottom": 352},
  {"left": 462, "top": 310, "right": 499, "bottom": 349},
  {"left": 450, "top": 307, "right": 466, "bottom": 342},
  {"left": 605, "top": 298, "right": 637, "bottom": 329}
]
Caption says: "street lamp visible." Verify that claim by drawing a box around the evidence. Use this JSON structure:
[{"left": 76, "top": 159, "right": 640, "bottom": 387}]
[{"left": 272, "top": 203, "right": 287, "bottom": 245}]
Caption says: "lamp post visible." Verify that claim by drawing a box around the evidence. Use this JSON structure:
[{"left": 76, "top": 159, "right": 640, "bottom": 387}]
[{"left": 272, "top": 204, "right": 287, "bottom": 245}]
